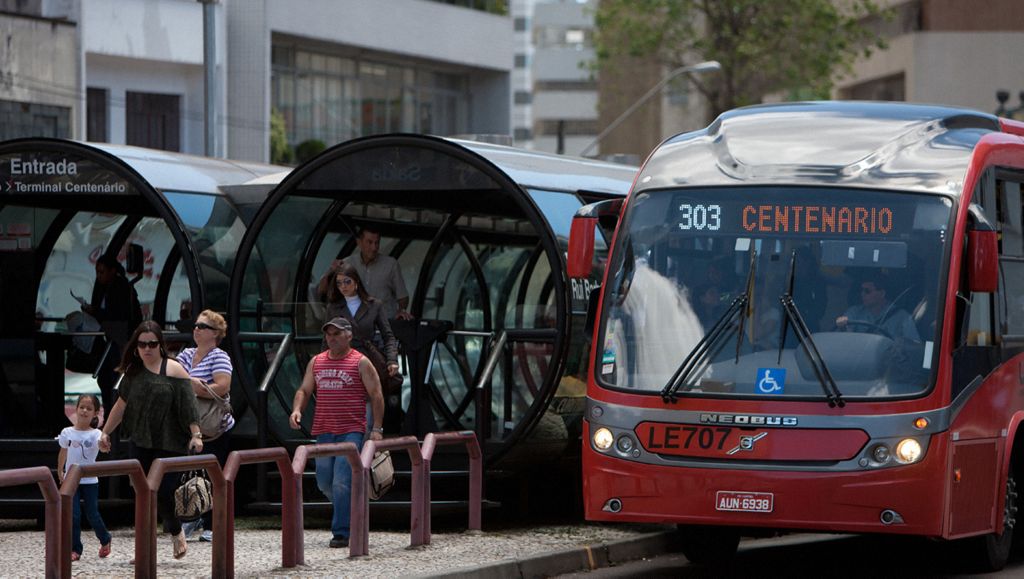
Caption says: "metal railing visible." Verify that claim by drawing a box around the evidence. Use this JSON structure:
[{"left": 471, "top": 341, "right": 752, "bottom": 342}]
[
  {"left": 421, "top": 431, "right": 482, "bottom": 544},
  {"left": 0, "top": 466, "right": 60, "bottom": 579},
  {"left": 0, "top": 431, "right": 482, "bottom": 575},
  {"left": 60, "top": 460, "right": 151, "bottom": 579}
]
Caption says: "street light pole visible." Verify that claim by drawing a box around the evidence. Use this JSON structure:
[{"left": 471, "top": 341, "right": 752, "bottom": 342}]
[{"left": 580, "top": 60, "right": 721, "bottom": 159}]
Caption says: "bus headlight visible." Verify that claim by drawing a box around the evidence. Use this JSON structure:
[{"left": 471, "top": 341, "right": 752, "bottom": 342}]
[
  {"left": 894, "top": 438, "right": 922, "bottom": 464},
  {"left": 593, "top": 428, "right": 614, "bottom": 451}
]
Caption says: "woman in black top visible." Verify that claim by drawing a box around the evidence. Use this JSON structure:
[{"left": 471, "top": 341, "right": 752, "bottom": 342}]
[{"left": 98, "top": 321, "right": 202, "bottom": 559}]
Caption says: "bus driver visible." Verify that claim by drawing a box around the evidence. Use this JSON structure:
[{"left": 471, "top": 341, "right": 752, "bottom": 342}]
[{"left": 835, "top": 274, "right": 920, "bottom": 342}]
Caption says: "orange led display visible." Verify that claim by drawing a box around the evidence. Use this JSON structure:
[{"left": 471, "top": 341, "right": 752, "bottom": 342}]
[{"left": 741, "top": 205, "right": 894, "bottom": 234}]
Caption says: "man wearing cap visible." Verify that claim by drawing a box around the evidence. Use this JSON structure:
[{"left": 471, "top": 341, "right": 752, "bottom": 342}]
[{"left": 290, "top": 317, "right": 385, "bottom": 549}]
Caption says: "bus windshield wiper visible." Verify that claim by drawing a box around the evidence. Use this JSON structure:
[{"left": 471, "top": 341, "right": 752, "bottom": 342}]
[
  {"left": 777, "top": 251, "right": 845, "bottom": 408},
  {"left": 662, "top": 250, "right": 757, "bottom": 403}
]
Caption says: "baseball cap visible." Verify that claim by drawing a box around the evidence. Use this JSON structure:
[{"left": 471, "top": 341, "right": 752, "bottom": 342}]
[{"left": 322, "top": 317, "right": 352, "bottom": 332}]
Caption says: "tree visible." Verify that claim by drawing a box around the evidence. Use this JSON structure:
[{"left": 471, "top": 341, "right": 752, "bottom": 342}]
[
  {"left": 269, "top": 108, "right": 293, "bottom": 165},
  {"left": 594, "top": 0, "right": 889, "bottom": 119}
]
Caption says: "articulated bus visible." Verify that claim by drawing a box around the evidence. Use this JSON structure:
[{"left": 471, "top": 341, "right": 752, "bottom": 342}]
[{"left": 569, "top": 102, "right": 1024, "bottom": 570}]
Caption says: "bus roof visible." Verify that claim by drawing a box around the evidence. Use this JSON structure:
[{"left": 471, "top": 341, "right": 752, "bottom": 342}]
[
  {"left": 638, "top": 101, "right": 1004, "bottom": 196},
  {"left": 451, "top": 137, "right": 637, "bottom": 197},
  {"left": 87, "top": 142, "right": 288, "bottom": 195}
]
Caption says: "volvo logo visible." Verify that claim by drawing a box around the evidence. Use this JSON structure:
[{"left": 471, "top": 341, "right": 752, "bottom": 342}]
[
  {"left": 727, "top": 432, "right": 767, "bottom": 455},
  {"left": 699, "top": 413, "right": 798, "bottom": 426}
]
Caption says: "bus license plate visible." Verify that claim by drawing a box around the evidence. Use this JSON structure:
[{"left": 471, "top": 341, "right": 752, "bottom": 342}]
[{"left": 715, "top": 491, "right": 774, "bottom": 513}]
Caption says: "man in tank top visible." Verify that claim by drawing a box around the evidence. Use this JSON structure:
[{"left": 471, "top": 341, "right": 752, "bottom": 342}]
[{"left": 290, "top": 317, "right": 385, "bottom": 548}]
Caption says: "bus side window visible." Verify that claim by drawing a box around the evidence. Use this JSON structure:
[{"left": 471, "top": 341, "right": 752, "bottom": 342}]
[
  {"left": 952, "top": 177, "right": 1000, "bottom": 398},
  {"left": 997, "top": 176, "right": 1024, "bottom": 352}
]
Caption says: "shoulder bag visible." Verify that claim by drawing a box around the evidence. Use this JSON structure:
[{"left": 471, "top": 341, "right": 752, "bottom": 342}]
[
  {"left": 195, "top": 380, "right": 232, "bottom": 441},
  {"left": 369, "top": 450, "right": 395, "bottom": 500}
]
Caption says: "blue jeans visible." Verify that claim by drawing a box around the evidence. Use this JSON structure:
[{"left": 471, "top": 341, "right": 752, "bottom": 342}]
[
  {"left": 314, "top": 432, "right": 364, "bottom": 539},
  {"left": 73, "top": 483, "right": 111, "bottom": 554}
]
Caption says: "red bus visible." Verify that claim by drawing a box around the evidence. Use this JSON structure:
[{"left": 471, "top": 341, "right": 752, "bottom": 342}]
[{"left": 568, "top": 102, "right": 1024, "bottom": 570}]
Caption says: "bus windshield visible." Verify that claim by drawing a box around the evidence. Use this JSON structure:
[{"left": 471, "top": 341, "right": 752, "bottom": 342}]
[{"left": 596, "top": 186, "right": 953, "bottom": 400}]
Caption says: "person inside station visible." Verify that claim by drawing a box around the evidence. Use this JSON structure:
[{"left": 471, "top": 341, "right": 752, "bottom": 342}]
[
  {"left": 835, "top": 272, "right": 920, "bottom": 343},
  {"left": 324, "top": 262, "right": 403, "bottom": 432},
  {"left": 82, "top": 253, "right": 141, "bottom": 415},
  {"left": 344, "top": 225, "right": 413, "bottom": 322}
]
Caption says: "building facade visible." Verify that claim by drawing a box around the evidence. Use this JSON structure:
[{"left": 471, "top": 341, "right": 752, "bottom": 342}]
[
  {"left": 1, "top": 0, "right": 513, "bottom": 163},
  {"left": 511, "top": 0, "right": 599, "bottom": 156},
  {"left": 0, "top": 1, "right": 78, "bottom": 141},
  {"left": 836, "top": 0, "right": 1024, "bottom": 116}
]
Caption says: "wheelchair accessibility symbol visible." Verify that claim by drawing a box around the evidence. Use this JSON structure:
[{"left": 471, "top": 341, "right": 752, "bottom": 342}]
[{"left": 755, "top": 368, "right": 786, "bottom": 394}]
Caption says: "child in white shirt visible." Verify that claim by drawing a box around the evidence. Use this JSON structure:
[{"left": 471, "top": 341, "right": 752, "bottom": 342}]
[{"left": 57, "top": 394, "right": 112, "bottom": 561}]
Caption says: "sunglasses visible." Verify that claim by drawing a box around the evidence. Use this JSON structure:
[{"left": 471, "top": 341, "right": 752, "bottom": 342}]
[
  {"left": 137, "top": 340, "right": 161, "bottom": 349},
  {"left": 860, "top": 287, "right": 877, "bottom": 294},
  {"left": 194, "top": 322, "right": 215, "bottom": 331},
  {"left": 336, "top": 278, "right": 355, "bottom": 286}
]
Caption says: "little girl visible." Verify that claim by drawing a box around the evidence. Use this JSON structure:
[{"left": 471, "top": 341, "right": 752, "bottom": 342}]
[{"left": 57, "top": 394, "right": 112, "bottom": 562}]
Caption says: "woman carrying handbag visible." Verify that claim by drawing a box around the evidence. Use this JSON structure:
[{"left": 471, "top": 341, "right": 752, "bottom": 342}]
[
  {"left": 98, "top": 321, "right": 202, "bottom": 560},
  {"left": 177, "top": 310, "right": 234, "bottom": 543}
]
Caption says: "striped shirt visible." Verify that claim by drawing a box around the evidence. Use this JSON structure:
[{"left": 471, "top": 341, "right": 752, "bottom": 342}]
[
  {"left": 177, "top": 347, "right": 235, "bottom": 431},
  {"left": 311, "top": 348, "right": 367, "bottom": 436}
]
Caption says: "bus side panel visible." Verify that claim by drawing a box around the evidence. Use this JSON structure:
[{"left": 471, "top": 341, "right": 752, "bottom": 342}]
[
  {"left": 583, "top": 420, "right": 948, "bottom": 536},
  {"left": 946, "top": 439, "right": 999, "bottom": 538}
]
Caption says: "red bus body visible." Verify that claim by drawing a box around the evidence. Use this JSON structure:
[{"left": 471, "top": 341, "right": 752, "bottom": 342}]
[{"left": 574, "top": 103, "right": 1024, "bottom": 564}]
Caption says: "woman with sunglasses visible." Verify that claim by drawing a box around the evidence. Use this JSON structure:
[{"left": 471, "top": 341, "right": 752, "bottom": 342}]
[
  {"left": 176, "top": 310, "right": 233, "bottom": 543},
  {"left": 325, "top": 261, "right": 400, "bottom": 431},
  {"left": 98, "top": 321, "right": 202, "bottom": 560}
]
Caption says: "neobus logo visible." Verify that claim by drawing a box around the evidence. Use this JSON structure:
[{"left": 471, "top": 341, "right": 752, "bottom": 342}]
[{"left": 699, "top": 413, "right": 798, "bottom": 427}]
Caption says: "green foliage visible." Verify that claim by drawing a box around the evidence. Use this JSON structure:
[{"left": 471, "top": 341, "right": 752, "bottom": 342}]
[
  {"left": 269, "top": 108, "right": 293, "bottom": 165},
  {"left": 594, "top": 0, "right": 889, "bottom": 118},
  {"left": 295, "top": 139, "right": 327, "bottom": 164}
]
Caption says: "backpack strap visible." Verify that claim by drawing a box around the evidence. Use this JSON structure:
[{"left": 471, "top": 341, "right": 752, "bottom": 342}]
[{"left": 160, "top": 358, "right": 167, "bottom": 376}]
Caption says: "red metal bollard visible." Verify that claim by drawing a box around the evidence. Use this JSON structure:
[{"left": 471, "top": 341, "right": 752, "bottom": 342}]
[
  {"left": 0, "top": 466, "right": 61, "bottom": 579},
  {"left": 222, "top": 447, "right": 297, "bottom": 578},
  {"left": 59, "top": 460, "right": 151, "bottom": 579},
  {"left": 361, "top": 436, "right": 424, "bottom": 546},
  {"left": 291, "top": 443, "right": 363, "bottom": 561},
  {"left": 421, "top": 431, "right": 482, "bottom": 544},
  {"left": 146, "top": 454, "right": 226, "bottom": 579}
]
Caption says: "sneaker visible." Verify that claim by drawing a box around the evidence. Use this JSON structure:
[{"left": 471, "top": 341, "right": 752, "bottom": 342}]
[
  {"left": 181, "top": 519, "right": 202, "bottom": 541},
  {"left": 199, "top": 530, "right": 213, "bottom": 543},
  {"left": 329, "top": 536, "right": 348, "bottom": 548},
  {"left": 70, "top": 552, "right": 81, "bottom": 562},
  {"left": 98, "top": 540, "right": 111, "bottom": 558}
]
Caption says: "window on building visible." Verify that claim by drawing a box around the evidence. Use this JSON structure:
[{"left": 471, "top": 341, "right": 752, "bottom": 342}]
[
  {"left": 514, "top": 91, "right": 533, "bottom": 105},
  {"left": 126, "top": 92, "right": 181, "bottom": 152},
  {"left": 272, "top": 44, "right": 469, "bottom": 150},
  {"left": 87, "top": 88, "right": 108, "bottom": 142},
  {"left": 840, "top": 73, "right": 906, "bottom": 102},
  {"left": 514, "top": 17, "right": 528, "bottom": 32},
  {"left": 0, "top": 99, "right": 70, "bottom": 140},
  {"left": 515, "top": 54, "right": 528, "bottom": 68}
]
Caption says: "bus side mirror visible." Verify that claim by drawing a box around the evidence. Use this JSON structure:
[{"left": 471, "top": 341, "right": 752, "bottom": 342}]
[
  {"left": 567, "top": 197, "right": 625, "bottom": 278},
  {"left": 967, "top": 230, "right": 998, "bottom": 293},
  {"left": 568, "top": 217, "right": 597, "bottom": 278}
]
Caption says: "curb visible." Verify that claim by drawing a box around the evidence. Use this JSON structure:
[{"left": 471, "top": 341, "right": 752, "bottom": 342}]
[{"left": 420, "top": 530, "right": 679, "bottom": 579}]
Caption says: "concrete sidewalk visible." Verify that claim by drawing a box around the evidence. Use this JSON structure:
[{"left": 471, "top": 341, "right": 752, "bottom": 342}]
[
  {"left": 427, "top": 529, "right": 679, "bottom": 578},
  {"left": 0, "top": 519, "right": 675, "bottom": 578}
]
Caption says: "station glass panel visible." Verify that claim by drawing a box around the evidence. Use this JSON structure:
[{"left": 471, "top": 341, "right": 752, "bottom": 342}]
[{"left": 164, "top": 191, "right": 248, "bottom": 315}]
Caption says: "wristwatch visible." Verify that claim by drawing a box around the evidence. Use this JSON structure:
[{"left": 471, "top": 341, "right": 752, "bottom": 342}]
[{"left": 372, "top": 427, "right": 384, "bottom": 433}]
